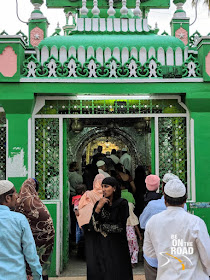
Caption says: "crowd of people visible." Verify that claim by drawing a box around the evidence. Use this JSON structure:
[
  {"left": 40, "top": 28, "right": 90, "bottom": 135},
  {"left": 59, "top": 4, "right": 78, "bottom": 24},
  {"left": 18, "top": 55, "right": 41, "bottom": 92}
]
[
  {"left": 0, "top": 178, "right": 55, "bottom": 280},
  {"left": 0, "top": 144, "right": 210, "bottom": 280},
  {"left": 68, "top": 145, "right": 210, "bottom": 280}
]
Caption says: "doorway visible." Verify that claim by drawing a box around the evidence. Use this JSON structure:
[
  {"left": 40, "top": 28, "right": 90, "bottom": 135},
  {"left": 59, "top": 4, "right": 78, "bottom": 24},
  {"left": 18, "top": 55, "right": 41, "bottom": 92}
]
[
  {"left": 66, "top": 117, "right": 151, "bottom": 276},
  {"left": 33, "top": 95, "right": 189, "bottom": 275},
  {"left": 67, "top": 117, "right": 151, "bottom": 177}
]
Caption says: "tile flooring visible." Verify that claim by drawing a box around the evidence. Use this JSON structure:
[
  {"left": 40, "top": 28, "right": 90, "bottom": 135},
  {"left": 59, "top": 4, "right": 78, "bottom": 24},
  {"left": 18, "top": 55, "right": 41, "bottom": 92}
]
[
  {"left": 49, "top": 243, "right": 145, "bottom": 280},
  {"left": 49, "top": 256, "right": 145, "bottom": 279}
]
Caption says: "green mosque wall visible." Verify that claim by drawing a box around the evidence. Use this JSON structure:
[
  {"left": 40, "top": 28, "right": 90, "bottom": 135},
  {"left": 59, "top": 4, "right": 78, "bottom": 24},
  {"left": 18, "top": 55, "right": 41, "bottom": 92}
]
[{"left": 1, "top": 75, "right": 210, "bottom": 274}]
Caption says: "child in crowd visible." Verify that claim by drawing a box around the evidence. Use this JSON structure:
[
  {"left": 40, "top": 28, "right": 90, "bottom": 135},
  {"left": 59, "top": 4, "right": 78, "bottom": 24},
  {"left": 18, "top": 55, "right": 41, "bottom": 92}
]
[
  {"left": 127, "top": 202, "right": 142, "bottom": 267},
  {"left": 144, "top": 174, "right": 161, "bottom": 206},
  {"left": 72, "top": 184, "right": 86, "bottom": 257},
  {"left": 120, "top": 180, "right": 142, "bottom": 268}
]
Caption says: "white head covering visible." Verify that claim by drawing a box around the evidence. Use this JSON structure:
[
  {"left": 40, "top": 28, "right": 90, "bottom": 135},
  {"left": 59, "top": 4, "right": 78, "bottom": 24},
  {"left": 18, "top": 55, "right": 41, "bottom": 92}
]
[
  {"left": 127, "top": 202, "right": 139, "bottom": 226},
  {"left": 96, "top": 160, "right": 105, "bottom": 167},
  {"left": 122, "top": 148, "right": 127, "bottom": 152},
  {"left": 0, "top": 180, "right": 14, "bottom": 195},
  {"left": 164, "top": 179, "right": 186, "bottom": 198},
  {"left": 163, "top": 173, "right": 179, "bottom": 183}
]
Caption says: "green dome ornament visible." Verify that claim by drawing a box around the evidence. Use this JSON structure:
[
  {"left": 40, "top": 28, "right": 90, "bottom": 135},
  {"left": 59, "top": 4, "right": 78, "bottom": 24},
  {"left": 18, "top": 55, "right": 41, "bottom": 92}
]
[
  {"left": 30, "top": 0, "right": 46, "bottom": 19},
  {"left": 30, "top": 0, "right": 44, "bottom": 12},
  {"left": 173, "top": 0, "right": 186, "bottom": 4},
  {"left": 173, "top": 0, "right": 187, "bottom": 18},
  {"left": 30, "top": 0, "right": 44, "bottom": 5}
]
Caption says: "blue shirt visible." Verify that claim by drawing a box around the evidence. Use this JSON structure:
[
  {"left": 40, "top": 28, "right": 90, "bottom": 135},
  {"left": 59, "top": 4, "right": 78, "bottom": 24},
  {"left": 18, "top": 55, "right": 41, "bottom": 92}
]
[
  {"left": 0, "top": 205, "right": 42, "bottom": 280},
  {"left": 140, "top": 196, "right": 187, "bottom": 267}
]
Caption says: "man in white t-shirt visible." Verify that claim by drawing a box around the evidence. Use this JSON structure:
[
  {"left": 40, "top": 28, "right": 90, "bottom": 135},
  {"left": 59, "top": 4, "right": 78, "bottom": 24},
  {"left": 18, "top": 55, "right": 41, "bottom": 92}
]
[{"left": 143, "top": 179, "right": 210, "bottom": 280}]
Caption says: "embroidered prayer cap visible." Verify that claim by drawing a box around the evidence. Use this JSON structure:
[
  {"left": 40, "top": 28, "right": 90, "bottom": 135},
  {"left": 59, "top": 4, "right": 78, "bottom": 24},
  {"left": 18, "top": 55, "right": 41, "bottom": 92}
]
[
  {"left": 145, "top": 175, "right": 160, "bottom": 191},
  {"left": 164, "top": 179, "right": 186, "bottom": 198},
  {"left": 0, "top": 180, "right": 14, "bottom": 195},
  {"left": 96, "top": 160, "right": 106, "bottom": 167},
  {"left": 163, "top": 173, "right": 179, "bottom": 183},
  {"left": 122, "top": 148, "right": 127, "bottom": 152}
]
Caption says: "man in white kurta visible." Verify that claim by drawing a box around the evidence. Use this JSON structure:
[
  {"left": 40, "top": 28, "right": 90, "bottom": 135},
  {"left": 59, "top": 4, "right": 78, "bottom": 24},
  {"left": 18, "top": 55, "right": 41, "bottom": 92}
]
[
  {"left": 120, "top": 148, "right": 132, "bottom": 174},
  {"left": 143, "top": 179, "right": 210, "bottom": 280},
  {"left": 96, "top": 160, "right": 110, "bottom": 178}
]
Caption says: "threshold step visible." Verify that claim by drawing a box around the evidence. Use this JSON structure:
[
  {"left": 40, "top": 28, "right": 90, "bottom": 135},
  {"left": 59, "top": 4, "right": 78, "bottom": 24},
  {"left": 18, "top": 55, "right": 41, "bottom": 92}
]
[{"left": 49, "top": 275, "right": 145, "bottom": 280}]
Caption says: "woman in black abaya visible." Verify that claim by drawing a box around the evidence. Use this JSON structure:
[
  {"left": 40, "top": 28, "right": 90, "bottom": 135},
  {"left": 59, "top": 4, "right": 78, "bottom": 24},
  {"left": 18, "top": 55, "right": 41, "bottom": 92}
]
[
  {"left": 134, "top": 165, "right": 147, "bottom": 217},
  {"left": 84, "top": 177, "right": 133, "bottom": 280}
]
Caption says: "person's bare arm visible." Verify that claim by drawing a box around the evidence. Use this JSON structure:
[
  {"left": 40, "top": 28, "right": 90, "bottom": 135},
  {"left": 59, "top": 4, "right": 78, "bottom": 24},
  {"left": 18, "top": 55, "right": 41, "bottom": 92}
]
[
  {"left": 135, "top": 225, "right": 142, "bottom": 240},
  {"left": 130, "top": 181, "right": 136, "bottom": 193}
]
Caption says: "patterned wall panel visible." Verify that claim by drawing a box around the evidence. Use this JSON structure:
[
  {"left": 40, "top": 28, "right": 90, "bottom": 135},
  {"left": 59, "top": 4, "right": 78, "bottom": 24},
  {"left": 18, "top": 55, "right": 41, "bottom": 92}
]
[{"left": 35, "top": 118, "right": 60, "bottom": 199}]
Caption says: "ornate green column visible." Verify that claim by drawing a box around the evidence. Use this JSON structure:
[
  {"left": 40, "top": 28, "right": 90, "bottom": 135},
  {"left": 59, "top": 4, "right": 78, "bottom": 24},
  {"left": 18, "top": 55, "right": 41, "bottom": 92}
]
[
  {"left": 186, "top": 91, "right": 210, "bottom": 232},
  {"left": 0, "top": 87, "right": 34, "bottom": 191},
  {"left": 170, "top": 0, "right": 189, "bottom": 46},
  {"left": 28, "top": 0, "right": 48, "bottom": 48}
]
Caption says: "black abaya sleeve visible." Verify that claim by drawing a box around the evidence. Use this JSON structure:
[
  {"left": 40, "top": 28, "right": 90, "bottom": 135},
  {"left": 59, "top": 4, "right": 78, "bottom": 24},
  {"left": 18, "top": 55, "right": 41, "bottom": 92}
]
[{"left": 90, "top": 199, "right": 129, "bottom": 235}]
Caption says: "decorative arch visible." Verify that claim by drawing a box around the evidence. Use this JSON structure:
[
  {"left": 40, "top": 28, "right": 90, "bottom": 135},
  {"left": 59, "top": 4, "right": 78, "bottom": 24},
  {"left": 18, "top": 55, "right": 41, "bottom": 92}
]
[{"left": 73, "top": 127, "right": 143, "bottom": 175}]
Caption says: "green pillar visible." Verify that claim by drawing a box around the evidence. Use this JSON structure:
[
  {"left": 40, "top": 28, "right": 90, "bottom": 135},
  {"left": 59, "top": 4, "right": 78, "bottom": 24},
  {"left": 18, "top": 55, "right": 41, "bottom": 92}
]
[
  {"left": 170, "top": 0, "right": 189, "bottom": 46},
  {"left": 197, "top": 37, "right": 210, "bottom": 81},
  {"left": 28, "top": 0, "right": 48, "bottom": 48},
  {"left": 6, "top": 114, "right": 31, "bottom": 190},
  {"left": 0, "top": 87, "right": 35, "bottom": 191},
  {"left": 186, "top": 91, "right": 210, "bottom": 231},
  {"left": 151, "top": 118, "right": 155, "bottom": 174},
  {"left": 62, "top": 119, "right": 69, "bottom": 268}
]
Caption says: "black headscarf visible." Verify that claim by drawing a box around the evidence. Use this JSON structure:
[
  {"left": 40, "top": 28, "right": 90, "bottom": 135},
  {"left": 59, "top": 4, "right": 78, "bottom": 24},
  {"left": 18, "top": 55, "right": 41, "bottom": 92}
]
[{"left": 102, "top": 177, "right": 121, "bottom": 201}]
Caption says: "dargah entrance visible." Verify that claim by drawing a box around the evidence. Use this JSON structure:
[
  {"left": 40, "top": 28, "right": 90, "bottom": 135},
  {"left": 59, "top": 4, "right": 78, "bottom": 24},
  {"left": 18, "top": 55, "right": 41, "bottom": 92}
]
[
  {"left": 1, "top": 0, "right": 210, "bottom": 275},
  {"left": 33, "top": 95, "right": 189, "bottom": 274},
  {"left": 67, "top": 117, "right": 151, "bottom": 176}
]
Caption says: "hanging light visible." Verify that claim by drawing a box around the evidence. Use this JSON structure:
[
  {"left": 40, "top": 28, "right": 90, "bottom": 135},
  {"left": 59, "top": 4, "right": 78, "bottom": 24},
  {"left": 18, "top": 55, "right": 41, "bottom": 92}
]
[
  {"left": 134, "top": 119, "right": 146, "bottom": 133},
  {"left": 144, "top": 117, "right": 150, "bottom": 126},
  {"left": 71, "top": 118, "right": 83, "bottom": 133},
  {"left": 144, "top": 117, "right": 151, "bottom": 132},
  {"left": 105, "top": 139, "right": 110, "bottom": 147}
]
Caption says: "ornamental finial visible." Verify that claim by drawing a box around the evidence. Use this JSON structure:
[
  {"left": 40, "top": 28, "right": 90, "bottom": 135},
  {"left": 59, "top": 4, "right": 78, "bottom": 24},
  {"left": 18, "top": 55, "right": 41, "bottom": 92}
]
[
  {"left": 81, "top": 0, "right": 88, "bottom": 17},
  {"left": 133, "top": 0, "right": 142, "bottom": 18},
  {"left": 92, "top": 0, "right": 100, "bottom": 17},
  {"left": 30, "top": 0, "right": 44, "bottom": 10},
  {"left": 107, "top": 0, "right": 116, "bottom": 17},
  {"left": 120, "top": 0, "right": 128, "bottom": 18}
]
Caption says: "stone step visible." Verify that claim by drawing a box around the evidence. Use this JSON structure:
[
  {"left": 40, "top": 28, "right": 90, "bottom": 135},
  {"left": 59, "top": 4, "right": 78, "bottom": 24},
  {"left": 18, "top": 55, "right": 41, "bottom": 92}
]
[{"left": 49, "top": 276, "right": 145, "bottom": 280}]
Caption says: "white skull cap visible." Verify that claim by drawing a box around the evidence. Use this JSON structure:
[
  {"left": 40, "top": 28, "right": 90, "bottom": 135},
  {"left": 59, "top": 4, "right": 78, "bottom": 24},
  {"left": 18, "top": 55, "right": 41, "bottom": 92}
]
[
  {"left": 96, "top": 160, "right": 105, "bottom": 167},
  {"left": 163, "top": 173, "right": 179, "bottom": 183},
  {"left": 0, "top": 180, "right": 14, "bottom": 195},
  {"left": 164, "top": 179, "right": 186, "bottom": 198}
]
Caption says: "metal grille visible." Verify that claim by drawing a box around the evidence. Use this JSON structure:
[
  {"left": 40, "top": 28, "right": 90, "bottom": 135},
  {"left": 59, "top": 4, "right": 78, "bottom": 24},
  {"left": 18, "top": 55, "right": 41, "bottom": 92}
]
[
  {"left": 38, "top": 99, "right": 186, "bottom": 115},
  {"left": 0, "top": 112, "right": 6, "bottom": 180},
  {"left": 158, "top": 117, "right": 187, "bottom": 185},
  {"left": 34, "top": 98, "right": 188, "bottom": 199},
  {"left": 35, "top": 118, "right": 60, "bottom": 200}
]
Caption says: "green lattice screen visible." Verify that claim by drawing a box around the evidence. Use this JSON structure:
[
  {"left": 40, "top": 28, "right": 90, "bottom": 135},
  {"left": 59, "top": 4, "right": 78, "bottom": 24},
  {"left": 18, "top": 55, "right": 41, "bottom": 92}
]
[
  {"left": 158, "top": 117, "right": 187, "bottom": 186},
  {"left": 35, "top": 118, "right": 60, "bottom": 200},
  {"left": 37, "top": 99, "right": 186, "bottom": 115},
  {"left": 0, "top": 112, "right": 6, "bottom": 180},
  {"left": 35, "top": 99, "right": 187, "bottom": 200}
]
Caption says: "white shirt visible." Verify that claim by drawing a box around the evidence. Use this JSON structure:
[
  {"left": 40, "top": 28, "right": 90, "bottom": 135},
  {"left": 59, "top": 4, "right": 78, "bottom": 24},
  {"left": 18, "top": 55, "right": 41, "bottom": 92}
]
[
  {"left": 98, "top": 169, "right": 110, "bottom": 178},
  {"left": 120, "top": 153, "right": 132, "bottom": 173},
  {"left": 110, "top": 154, "right": 119, "bottom": 164},
  {"left": 144, "top": 206, "right": 210, "bottom": 280}
]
